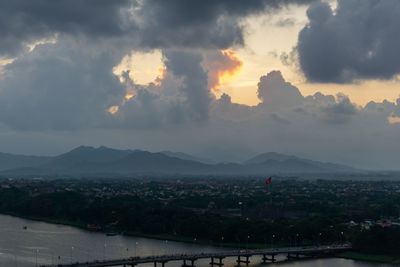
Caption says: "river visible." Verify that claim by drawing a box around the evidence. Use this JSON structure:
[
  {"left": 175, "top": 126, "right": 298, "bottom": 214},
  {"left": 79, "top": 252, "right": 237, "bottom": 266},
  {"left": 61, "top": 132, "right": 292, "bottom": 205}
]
[{"left": 0, "top": 215, "right": 393, "bottom": 267}]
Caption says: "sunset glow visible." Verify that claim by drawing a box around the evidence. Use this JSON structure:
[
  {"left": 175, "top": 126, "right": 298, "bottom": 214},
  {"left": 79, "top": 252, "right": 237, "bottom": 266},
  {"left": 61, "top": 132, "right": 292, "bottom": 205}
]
[
  {"left": 212, "top": 50, "right": 243, "bottom": 92},
  {"left": 107, "top": 105, "right": 119, "bottom": 115}
]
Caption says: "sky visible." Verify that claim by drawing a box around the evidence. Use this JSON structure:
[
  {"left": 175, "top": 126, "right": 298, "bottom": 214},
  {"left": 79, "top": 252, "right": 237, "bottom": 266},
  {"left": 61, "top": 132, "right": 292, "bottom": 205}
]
[{"left": 0, "top": 0, "right": 400, "bottom": 170}]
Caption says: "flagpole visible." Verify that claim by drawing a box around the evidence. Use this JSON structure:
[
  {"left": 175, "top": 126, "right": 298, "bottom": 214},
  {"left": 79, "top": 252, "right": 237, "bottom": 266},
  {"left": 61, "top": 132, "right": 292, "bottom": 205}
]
[
  {"left": 265, "top": 177, "right": 273, "bottom": 207},
  {"left": 269, "top": 181, "right": 272, "bottom": 206}
]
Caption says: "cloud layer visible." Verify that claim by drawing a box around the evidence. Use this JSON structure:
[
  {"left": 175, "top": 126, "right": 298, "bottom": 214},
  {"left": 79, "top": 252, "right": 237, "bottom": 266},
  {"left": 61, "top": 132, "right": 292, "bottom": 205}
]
[
  {"left": 0, "top": 0, "right": 313, "bottom": 58},
  {"left": 0, "top": 0, "right": 400, "bottom": 169},
  {"left": 297, "top": 0, "right": 400, "bottom": 83}
]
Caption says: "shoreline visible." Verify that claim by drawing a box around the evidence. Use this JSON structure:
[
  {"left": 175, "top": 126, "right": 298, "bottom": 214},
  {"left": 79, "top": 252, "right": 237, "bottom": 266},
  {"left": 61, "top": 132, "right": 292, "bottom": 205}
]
[
  {"left": 338, "top": 252, "right": 400, "bottom": 265},
  {"left": 0, "top": 212, "right": 262, "bottom": 248},
  {"left": 2, "top": 213, "right": 398, "bottom": 265}
]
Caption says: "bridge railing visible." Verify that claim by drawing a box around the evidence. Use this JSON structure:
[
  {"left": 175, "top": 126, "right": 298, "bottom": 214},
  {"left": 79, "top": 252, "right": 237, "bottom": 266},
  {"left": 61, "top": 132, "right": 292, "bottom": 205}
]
[{"left": 40, "top": 244, "right": 352, "bottom": 267}]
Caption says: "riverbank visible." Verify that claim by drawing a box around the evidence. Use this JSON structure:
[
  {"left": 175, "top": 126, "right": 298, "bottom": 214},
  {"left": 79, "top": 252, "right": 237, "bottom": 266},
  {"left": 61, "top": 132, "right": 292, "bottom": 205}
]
[
  {"left": 0, "top": 212, "right": 266, "bottom": 249},
  {"left": 339, "top": 252, "right": 400, "bottom": 265},
  {"left": 3, "top": 212, "right": 397, "bottom": 265}
]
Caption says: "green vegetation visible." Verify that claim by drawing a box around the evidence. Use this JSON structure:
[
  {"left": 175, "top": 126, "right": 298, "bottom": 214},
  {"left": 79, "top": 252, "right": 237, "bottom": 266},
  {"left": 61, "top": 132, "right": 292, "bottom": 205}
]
[
  {"left": 0, "top": 186, "right": 345, "bottom": 246},
  {"left": 339, "top": 252, "right": 400, "bottom": 264},
  {"left": 352, "top": 226, "right": 400, "bottom": 256},
  {"left": 1, "top": 177, "right": 400, "bottom": 258}
]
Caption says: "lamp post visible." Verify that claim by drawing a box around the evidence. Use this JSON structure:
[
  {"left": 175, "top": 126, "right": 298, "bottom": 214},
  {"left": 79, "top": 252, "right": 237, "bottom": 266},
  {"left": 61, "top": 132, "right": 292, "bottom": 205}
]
[
  {"left": 135, "top": 241, "right": 139, "bottom": 257},
  {"left": 14, "top": 250, "right": 18, "bottom": 267},
  {"left": 35, "top": 249, "right": 39, "bottom": 267},
  {"left": 318, "top": 233, "right": 322, "bottom": 246},
  {"left": 103, "top": 242, "right": 106, "bottom": 260},
  {"left": 271, "top": 234, "right": 275, "bottom": 249},
  {"left": 70, "top": 246, "right": 74, "bottom": 264},
  {"left": 246, "top": 235, "right": 250, "bottom": 250}
]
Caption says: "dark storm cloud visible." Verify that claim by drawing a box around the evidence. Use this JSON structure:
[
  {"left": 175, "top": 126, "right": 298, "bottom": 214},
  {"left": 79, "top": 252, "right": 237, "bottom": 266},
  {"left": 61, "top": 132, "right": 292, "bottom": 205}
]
[
  {"left": 297, "top": 0, "right": 400, "bottom": 83},
  {"left": 0, "top": 0, "right": 314, "bottom": 57},
  {"left": 5, "top": 0, "right": 400, "bottom": 169},
  {"left": 163, "top": 50, "right": 212, "bottom": 122},
  {"left": 0, "top": 0, "right": 131, "bottom": 57},
  {"left": 321, "top": 94, "right": 358, "bottom": 124},
  {"left": 112, "top": 49, "right": 213, "bottom": 128},
  {"left": 133, "top": 0, "right": 313, "bottom": 49},
  {"left": 0, "top": 39, "right": 125, "bottom": 130},
  {"left": 257, "top": 71, "right": 303, "bottom": 109}
]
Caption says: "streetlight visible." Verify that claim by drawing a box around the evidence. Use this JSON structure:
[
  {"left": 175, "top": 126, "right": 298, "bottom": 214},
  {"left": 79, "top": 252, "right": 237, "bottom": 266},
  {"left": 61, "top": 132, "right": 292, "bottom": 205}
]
[
  {"left": 119, "top": 245, "right": 124, "bottom": 259},
  {"left": 135, "top": 241, "right": 139, "bottom": 257},
  {"left": 70, "top": 246, "right": 74, "bottom": 264},
  {"left": 295, "top": 234, "right": 299, "bottom": 247},
  {"left": 14, "top": 250, "right": 18, "bottom": 267},
  {"left": 238, "top": 202, "right": 243, "bottom": 217},
  {"left": 271, "top": 234, "right": 275, "bottom": 249},
  {"left": 35, "top": 249, "right": 39, "bottom": 267},
  {"left": 246, "top": 235, "right": 250, "bottom": 250},
  {"left": 318, "top": 233, "right": 322, "bottom": 246},
  {"left": 103, "top": 242, "right": 106, "bottom": 260}
]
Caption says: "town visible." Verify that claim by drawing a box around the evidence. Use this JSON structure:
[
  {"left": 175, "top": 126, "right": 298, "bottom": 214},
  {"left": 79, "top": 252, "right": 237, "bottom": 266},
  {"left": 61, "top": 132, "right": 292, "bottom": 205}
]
[{"left": 0, "top": 176, "right": 399, "bottom": 256}]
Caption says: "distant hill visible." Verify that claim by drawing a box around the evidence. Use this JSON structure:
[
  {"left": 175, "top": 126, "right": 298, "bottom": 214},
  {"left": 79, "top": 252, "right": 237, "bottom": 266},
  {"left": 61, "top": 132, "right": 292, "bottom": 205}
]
[
  {"left": 0, "top": 152, "right": 50, "bottom": 171},
  {"left": 46, "top": 146, "right": 134, "bottom": 169},
  {"left": 244, "top": 152, "right": 356, "bottom": 173},
  {"left": 161, "top": 151, "right": 215, "bottom": 164},
  {"left": 0, "top": 146, "right": 360, "bottom": 177}
]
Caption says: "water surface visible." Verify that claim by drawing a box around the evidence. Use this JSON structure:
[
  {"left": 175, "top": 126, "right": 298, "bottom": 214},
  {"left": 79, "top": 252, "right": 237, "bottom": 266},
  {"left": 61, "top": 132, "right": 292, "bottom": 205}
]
[{"left": 0, "top": 215, "right": 393, "bottom": 267}]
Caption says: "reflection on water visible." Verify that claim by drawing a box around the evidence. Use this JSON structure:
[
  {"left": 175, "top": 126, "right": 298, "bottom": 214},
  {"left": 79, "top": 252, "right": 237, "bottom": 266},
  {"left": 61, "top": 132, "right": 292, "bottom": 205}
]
[{"left": 0, "top": 215, "right": 393, "bottom": 267}]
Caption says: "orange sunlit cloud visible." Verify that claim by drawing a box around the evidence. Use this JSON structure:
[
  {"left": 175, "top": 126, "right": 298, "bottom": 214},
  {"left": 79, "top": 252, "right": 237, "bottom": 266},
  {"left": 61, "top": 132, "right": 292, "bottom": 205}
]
[
  {"left": 107, "top": 105, "right": 119, "bottom": 115},
  {"left": 125, "top": 90, "right": 136, "bottom": 101},
  {"left": 203, "top": 49, "right": 243, "bottom": 93},
  {"left": 388, "top": 114, "right": 400, "bottom": 125},
  {"left": 154, "top": 66, "right": 167, "bottom": 86}
]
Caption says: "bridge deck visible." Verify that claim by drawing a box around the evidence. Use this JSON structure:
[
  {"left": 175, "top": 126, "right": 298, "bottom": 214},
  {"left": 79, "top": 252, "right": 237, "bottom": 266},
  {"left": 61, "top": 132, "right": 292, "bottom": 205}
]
[{"left": 41, "top": 245, "right": 351, "bottom": 267}]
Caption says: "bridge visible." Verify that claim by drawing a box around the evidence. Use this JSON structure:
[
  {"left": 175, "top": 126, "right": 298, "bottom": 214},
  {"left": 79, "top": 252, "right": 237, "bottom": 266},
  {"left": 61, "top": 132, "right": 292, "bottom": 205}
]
[{"left": 40, "top": 244, "right": 352, "bottom": 267}]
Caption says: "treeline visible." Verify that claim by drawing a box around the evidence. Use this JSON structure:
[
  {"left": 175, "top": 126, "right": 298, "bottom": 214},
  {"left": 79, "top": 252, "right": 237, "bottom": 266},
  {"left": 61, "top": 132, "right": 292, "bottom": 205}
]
[
  {"left": 0, "top": 187, "right": 345, "bottom": 246},
  {"left": 353, "top": 226, "right": 400, "bottom": 255}
]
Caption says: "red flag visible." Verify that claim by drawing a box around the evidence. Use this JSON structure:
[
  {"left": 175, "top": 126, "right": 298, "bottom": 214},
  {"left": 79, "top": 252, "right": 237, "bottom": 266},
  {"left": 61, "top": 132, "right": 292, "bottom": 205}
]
[{"left": 265, "top": 177, "right": 272, "bottom": 185}]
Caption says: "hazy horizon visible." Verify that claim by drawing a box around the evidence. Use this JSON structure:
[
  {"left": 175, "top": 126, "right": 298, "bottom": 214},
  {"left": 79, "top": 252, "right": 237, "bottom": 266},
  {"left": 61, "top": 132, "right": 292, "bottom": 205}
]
[{"left": 1, "top": 0, "right": 400, "bottom": 170}]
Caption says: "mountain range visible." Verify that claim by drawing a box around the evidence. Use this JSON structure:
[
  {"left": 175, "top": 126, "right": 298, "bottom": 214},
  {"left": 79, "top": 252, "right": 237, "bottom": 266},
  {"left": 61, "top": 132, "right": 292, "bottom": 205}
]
[{"left": 0, "top": 146, "right": 359, "bottom": 177}]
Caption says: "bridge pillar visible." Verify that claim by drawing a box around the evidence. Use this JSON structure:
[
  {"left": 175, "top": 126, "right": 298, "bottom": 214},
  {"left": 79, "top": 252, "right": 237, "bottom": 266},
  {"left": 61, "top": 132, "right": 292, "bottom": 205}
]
[
  {"left": 287, "top": 253, "right": 300, "bottom": 260},
  {"left": 262, "top": 254, "right": 276, "bottom": 263},
  {"left": 210, "top": 257, "right": 224, "bottom": 266},
  {"left": 236, "top": 255, "right": 250, "bottom": 265},
  {"left": 182, "top": 259, "right": 196, "bottom": 267},
  {"left": 154, "top": 261, "right": 167, "bottom": 267}
]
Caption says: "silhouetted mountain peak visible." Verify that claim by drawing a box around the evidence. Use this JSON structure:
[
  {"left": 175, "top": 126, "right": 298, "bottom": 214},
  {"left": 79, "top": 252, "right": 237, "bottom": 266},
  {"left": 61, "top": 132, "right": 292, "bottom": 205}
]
[
  {"left": 245, "top": 152, "right": 356, "bottom": 173},
  {"left": 161, "top": 151, "right": 215, "bottom": 164},
  {"left": 50, "top": 146, "right": 133, "bottom": 166},
  {"left": 0, "top": 146, "right": 360, "bottom": 176},
  {"left": 244, "top": 152, "right": 297, "bottom": 164}
]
